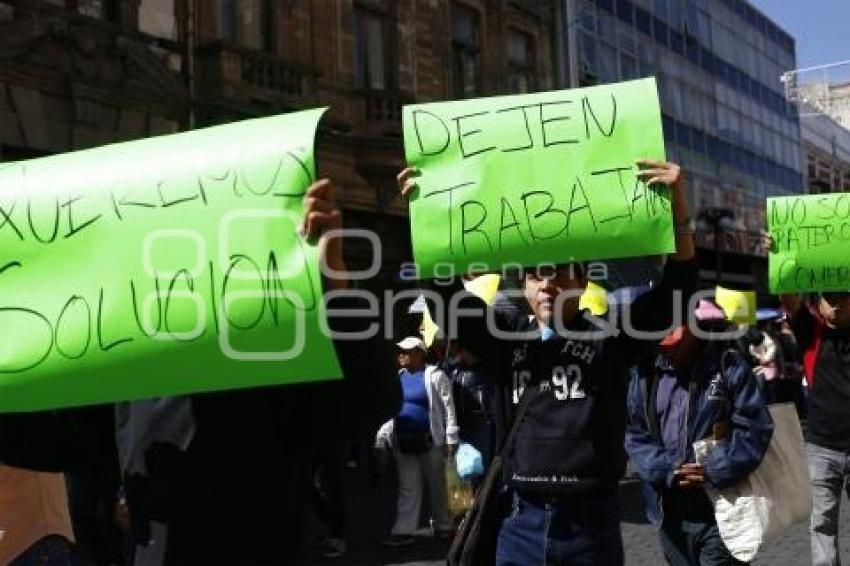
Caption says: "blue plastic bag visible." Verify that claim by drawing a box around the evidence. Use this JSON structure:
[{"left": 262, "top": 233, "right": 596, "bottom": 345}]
[{"left": 455, "top": 441, "right": 484, "bottom": 480}]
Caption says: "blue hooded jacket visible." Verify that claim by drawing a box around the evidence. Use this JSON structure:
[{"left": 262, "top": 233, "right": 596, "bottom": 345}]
[{"left": 624, "top": 343, "right": 774, "bottom": 527}]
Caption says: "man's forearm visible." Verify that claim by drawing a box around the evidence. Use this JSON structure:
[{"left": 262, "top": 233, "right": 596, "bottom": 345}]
[
  {"left": 322, "top": 238, "right": 349, "bottom": 291},
  {"left": 670, "top": 181, "right": 695, "bottom": 261}
]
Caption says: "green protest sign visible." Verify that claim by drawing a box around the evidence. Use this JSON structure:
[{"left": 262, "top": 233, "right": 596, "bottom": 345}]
[
  {"left": 768, "top": 193, "right": 850, "bottom": 293},
  {"left": 402, "top": 78, "right": 673, "bottom": 277},
  {"left": 0, "top": 109, "right": 343, "bottom": 413}
]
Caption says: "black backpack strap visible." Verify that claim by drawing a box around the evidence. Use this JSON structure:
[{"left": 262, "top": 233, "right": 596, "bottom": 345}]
[
  {"left": 646, "top": 369, "right": 661, "bottom": 441},
  {"left": 720, "top": 348, "right": 744, "bottom": 383},
  {"left": 499, "top": 384, "right": 536, "bottom": 457},
  {"left": 639, "top": 356, "right": 661, "bottom": 441}
]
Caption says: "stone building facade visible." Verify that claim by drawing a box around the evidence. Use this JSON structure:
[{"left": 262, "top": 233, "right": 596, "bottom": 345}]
[{"left": 1, "top": 0, "right": 557, "bottom": 300}]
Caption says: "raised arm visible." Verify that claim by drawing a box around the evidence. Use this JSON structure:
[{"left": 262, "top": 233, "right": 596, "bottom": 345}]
[
  {"left": 619, "top": 162, "right": 699, "bottom": 364},
  {"left": 303, "top": 179, "right": 347, "bottom": 292},
  {"left": 397, "top": 167, "right": 518, "bottom": 376},
  {"left": 636, "top": 160, "right": 695, "bottom": 262},
  {"left": 762, "top": 234, "right": 813, "bottom": 349}
]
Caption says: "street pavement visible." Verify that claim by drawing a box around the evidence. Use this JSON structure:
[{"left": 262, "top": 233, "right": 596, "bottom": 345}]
[
  {"left": 317, "top": 456, "right": 850, "bottom": 565},
  {"left": 620, "top": 479, "right": 850, "bottom": 565}
]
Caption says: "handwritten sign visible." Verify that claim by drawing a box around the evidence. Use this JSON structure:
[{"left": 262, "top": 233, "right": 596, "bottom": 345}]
[
  {"left": 768, "top": 193, "right": 850, "bottom": 293},
  {"left": 0, "top": 109, "right": 342, "bottom": 413},
  {"left": 402, "top": 78, "right": 673, "bottom": 277}
]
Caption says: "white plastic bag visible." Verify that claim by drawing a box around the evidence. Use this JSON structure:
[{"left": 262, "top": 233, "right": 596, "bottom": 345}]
[
  {"left": 702, "top": 403, "right": 811, "bottom": 562},
  {"left": 455, "top": 442, "right": 484, "bottom": 480}
]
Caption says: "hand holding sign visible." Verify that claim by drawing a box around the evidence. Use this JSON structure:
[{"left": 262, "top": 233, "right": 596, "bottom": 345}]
[
  {"left": 634, "top": 159, "right": 682, "bottom": 189},
  {"left": 401, "top": 78, "right": 677, "bottom": 278},
  {"left": 303, "top": 179, "right": 342, "bottom": 240},
  {"left": 398, "top": 156, "right": 694, "bottom": 271},
  {"left": 0, "top": 109, "right": 343, "bottom": 412},
  {"left": 397, "top": 166, "right": 419, "bottom": 198},
  {"left": 303, "top": 179, "right": 347, "bottom": 291}
]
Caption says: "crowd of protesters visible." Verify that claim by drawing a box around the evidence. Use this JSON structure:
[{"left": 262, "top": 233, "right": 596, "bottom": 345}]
[{"left": 2, "top": 159, "right": 850, "bottom": 566}]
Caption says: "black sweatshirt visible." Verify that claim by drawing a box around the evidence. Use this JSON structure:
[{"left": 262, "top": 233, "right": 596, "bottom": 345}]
[
  {"left": 791, "top": 306, "right": 850, "bottom": 451},
  {"left": 0, "top": 294, "right": 400, "bottom": 564},
  {"left": 434, "top": 258, "right": 697, "bottom": 498}
]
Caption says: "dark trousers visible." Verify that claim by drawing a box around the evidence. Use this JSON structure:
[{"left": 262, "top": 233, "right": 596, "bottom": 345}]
[
  {"left": 659, "top": 492, "right": 746, "bottom": 566},
  {"left": 496, "top": 491, "right": 624, "bottom": 566},
  {"left": 67, "top": 467, "right": 128, "bottom": 565},
  {"left": 311, "top": 442, "right": 348, "bottom": 539},
  {"left": 12, "top": 536, "right": 73, "bottom": 566}
]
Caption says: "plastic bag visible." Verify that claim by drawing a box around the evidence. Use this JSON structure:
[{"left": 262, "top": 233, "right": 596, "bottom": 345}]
[
  {"left": 702, "top": 403, "right": 811, "bottom": 562},
  {"left": 445, "top": 457, "right": 474, "bottom": 518},
  {"left": 455, "top": 442, "right": 485, "bottom": 480}
]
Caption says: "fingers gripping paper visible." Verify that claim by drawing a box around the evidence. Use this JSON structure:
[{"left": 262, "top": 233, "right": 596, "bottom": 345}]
[
  {"left": 402, "top": 78, "right": 674, "bottom": 277},
  {"left": 0, "top": 109, "right": 343, "bottom": 412}
]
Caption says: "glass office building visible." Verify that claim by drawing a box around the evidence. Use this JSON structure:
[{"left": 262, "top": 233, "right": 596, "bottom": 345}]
[{"left": 565, "top": 0, "right": 802, "bottom": 233}]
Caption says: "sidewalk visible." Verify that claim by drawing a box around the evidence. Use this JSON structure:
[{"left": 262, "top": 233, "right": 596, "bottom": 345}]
[
  {"left": 317, "top": 456, "right": 850, "bottom": 565},
  {"left": 619, "top": 476, "right": 850, "bottom": 565},
  {"left": 311, "top": 454, "right": 449, "bottom": 566}
]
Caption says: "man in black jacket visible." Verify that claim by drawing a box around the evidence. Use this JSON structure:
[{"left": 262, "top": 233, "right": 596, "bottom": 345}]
[
  {"left": 0, "top": 179, "right": 400, "bottom": 565},
  {"left": 778, "top": 291, "right": 850, "bottom": 566},
  {"left": 399, "top": 161, "right": 697, "bottom": 565}
]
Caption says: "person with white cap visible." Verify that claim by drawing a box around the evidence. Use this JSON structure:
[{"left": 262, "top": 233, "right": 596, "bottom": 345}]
[{"left": 376, "top": 336, "right": 458, "bottom": 547}]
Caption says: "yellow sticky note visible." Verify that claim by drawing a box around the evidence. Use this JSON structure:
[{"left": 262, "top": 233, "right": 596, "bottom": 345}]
[
  {"left": 579, "top": 281, "right": 608, "bottom": 315},
  {"left": 463, "top": 274, "right": 501, "bottom": 306},
  {"left": 420, "top": 306, "right": 440, "bottom": 347},
  {"left": 715, "top": 286, "right": 756, "bottom": 325}
]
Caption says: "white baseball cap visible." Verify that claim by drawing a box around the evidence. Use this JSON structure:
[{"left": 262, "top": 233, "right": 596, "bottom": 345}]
[{"left": 396, "top": 336, "right": 426, "bottom": 351}]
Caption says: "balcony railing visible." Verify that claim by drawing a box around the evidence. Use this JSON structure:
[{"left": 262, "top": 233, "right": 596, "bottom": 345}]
[
  {"left": 197, "top": 41, "right": 313, "bottom": 103},
  {"left": 240, "top": 51, "right": 304, "bottom": 96},
  {"left": 361, "top": 89, "right": 411, "bottom": 134}
]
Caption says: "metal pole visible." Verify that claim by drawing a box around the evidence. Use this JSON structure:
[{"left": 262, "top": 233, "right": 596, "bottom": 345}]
[
  {"left": 553, "top": 0, "right": 566, "bottom": 88},
  {"left": 185, "top": 0, "right": 195, "bottom": 130},
  {"left": 565, "top": 0, "right": 580, "bottom": 88},
  {"left": 715, "top": 223, "right": 723, "bottom": 285}
]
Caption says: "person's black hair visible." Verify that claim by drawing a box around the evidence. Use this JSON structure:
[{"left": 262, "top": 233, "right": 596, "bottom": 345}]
[
  {"left": 519, "top": 262, "right": 587, "bottom": 280},
  {"left": 745, "top": 327, "right": 764, "bottom": 347}
]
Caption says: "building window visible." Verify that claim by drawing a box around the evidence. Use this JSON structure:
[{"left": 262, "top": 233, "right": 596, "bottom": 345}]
[
  {"left": 76, "top": 0, "right": 105, "bottom": 18},
  {"left": 653, "top": 16, "right": 669, "bottom": 46},
  {"left": 43, "top": 1, "right": 131, "bottom": 23},
  {"left": 580, "top": 31, "right": 598, "bottom": 86},
  {"left": 507, "top": 29, "right": 535, "bottom": 94},
  {"left": 652, "top": 0, "right": 667, "bottom": 21},
  {"left": 619, "top": 51, "right": 638, "bottom": 80},
  {"left": 598, "top": 41, "right": 617, "bottom": 82},
  {"left": 355, "top": 6, "right": 390, "bottom": 90},
  {"left": 615, "top": 0, "right": 633, "bottom": 25},
  {"left": 67, "top": 0, "right": 118, "bottom": 20},
  {"left": 217, "top": 0, "right": 236, "bottom": 41},
  {"left": 451, "top": 3, "right": 481, "bottom": 99},
  {"left": 139, "top": 0, "right": 177, "bottom": 40},
  {"left": 217, "top": 0, "right": 267, "bottom": 50},
  {"left": 635, "top": 6, "right": 651, "bottom": 35}
]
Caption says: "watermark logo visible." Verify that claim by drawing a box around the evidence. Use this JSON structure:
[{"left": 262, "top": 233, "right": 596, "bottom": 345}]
[{"left": 139, "top": 222, "right": 741, "bottom": 360}]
